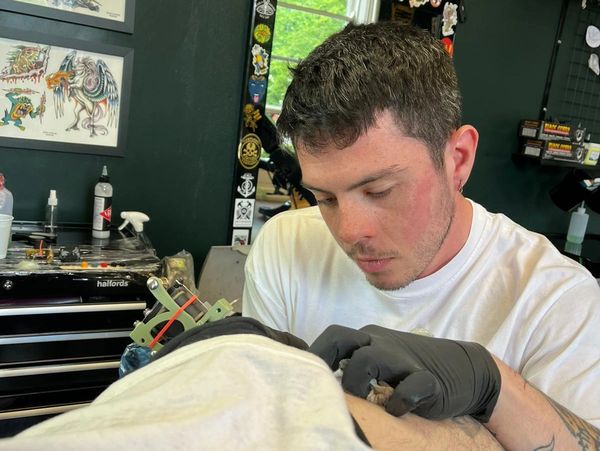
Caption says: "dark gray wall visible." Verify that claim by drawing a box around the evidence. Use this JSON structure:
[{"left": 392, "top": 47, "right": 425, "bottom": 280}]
[
  {"left": 0, "top": 1, "right": 252, "bottom": 270},
  {"left": 455, "top": 0, "right": 599, "bottom": 235},
  {"left": 1, "top": 0, "right": 597, "bottom": 273}
]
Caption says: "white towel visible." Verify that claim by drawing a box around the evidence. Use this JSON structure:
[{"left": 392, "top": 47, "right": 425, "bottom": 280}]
[{"left": 0, "top": 335, "right": 369, "bottom": 451}]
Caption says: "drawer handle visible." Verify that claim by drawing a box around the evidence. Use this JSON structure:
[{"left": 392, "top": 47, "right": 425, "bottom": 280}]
[
  {"left": 0, "top": 302, "right": 146, "bottom": 316},
  {"left": 0, "top": 360, "right": 120, "bottom": 378},
  {"left": 0, "top": 330, "right": 132, "bottom": 345},
  {"left": 0, "top": 403, "right": 90, "bottom": 419}
]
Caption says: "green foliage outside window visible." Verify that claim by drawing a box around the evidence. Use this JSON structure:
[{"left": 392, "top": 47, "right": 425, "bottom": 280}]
[
  {"left": 282, "top": 0, "right": 347, "bottom": 15},
  {"left": 266, "top": 0, "right": 349, "bottom": 108}
]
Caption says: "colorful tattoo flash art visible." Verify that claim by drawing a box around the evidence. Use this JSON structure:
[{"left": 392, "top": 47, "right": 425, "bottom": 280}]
[
  {"left": 1, "top": 88, "right": 45, "bottom": 130},
  {"left": 48, "top": 0, "right": 100, "bottom": 12},
  {"left": 0, "top": 35, "right": 126, "bottom": 150},
  {"left": 251, "top": 44, "right": 269, "bottom": 76},
  {"left": 0, "top": 45, "right": 50, "bottom": 83},
  {"left": 46, "top": 50, "right": 119, "bottom": 137},
  {"left": 0, "top": 0, "right": 131, "bottom": 25},
  {"left": 442, "top": 2, "right": 459, "bottom": 36}
]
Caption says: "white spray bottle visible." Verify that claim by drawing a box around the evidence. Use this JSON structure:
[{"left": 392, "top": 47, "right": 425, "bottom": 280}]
[
  {"left": 45, "top": 189, "right": 58, "bottom": 235},
  {"left": 119, "top": 211, "right": 151, "bottom": 250},
  {"left": 118, "top": 211, "right": 150, "bottom": 233}
]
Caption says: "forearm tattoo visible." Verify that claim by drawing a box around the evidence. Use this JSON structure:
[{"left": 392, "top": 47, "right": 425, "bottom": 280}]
[
  {"left": 532, "top": 437, "right": 554, "bottom": 451},
  {"left": 520, "top": 376, "right": 599, "bottom": 451},
  {"left": 548, "top": 399, "right": 600, "bottom": 451}
]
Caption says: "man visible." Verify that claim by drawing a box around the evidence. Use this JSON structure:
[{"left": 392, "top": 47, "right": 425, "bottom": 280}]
[{"left": 242, "top": 22, "right": 600, "bottom": 449}]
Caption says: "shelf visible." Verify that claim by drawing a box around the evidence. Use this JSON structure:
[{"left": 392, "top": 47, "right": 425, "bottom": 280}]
[{"left": 512, "top": 153, "right": 600, "bottom": 173}]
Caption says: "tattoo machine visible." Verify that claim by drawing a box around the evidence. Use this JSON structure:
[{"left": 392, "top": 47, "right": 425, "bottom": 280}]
[{"left": 130, "top": 252, "right": 236, "bottom": 351}]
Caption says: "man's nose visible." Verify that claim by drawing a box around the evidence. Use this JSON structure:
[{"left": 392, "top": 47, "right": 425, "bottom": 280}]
[{"left": 334, "top": 201, "right": 376, "bottom": 245}]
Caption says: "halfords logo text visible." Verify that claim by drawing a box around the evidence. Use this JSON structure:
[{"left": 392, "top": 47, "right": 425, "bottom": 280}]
[{"left": 97, "top": 280, "right": 129, "bottom": 288}]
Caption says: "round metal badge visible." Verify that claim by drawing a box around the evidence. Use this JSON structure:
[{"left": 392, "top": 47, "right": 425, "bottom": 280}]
[{"left": 238, "top": 134, "right": 262, "bottom": 169}]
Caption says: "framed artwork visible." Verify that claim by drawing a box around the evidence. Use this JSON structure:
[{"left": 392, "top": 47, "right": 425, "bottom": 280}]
[
  {"left": 0, "top": 28, "right": 133, "bottom": 156},
  {"left": 0, "top": 0, "right": 135, "bottom": 33}
]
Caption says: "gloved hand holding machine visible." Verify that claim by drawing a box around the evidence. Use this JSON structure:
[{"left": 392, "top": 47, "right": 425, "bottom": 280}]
[{"left": 123, "top": 251, "right": 502, "bottom": 425}]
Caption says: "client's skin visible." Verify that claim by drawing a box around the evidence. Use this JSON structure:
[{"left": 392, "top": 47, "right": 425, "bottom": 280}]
[{"left": 345, "top": 394, "right": 503, "bottom": 450}]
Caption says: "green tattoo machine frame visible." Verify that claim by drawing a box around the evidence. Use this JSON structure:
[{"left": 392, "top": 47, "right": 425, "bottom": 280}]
[{"left": 130, "top": 276, "right": 235, "bottom": 351}]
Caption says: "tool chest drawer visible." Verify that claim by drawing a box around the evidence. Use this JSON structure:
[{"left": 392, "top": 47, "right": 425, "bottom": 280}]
[
  {"left": 0, "top": 331, "right": 133, "bottom": 366},
  {"left": 0, "top": 301, "right": 146, "bottom": 436},
  {"left": 0, "top": 361, "right": 119, "bottom": 415},
  {"left": 0, "top": 221, "right": 161, "bottom": 435},
  {"left": 0, "top": 302, "right": 146, "bottom": 335}
]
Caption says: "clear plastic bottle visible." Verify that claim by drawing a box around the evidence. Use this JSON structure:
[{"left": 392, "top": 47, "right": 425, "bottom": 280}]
[
  {"left": 566, "top": 202, "right": 589, "bottom": 244},
  {"left": 0, "top": 173, "right": 13, "bottom": 216},
  {"left": 92, "top": 166, "right": 113, "bottom": 239},
  {"left": 45, "top": 190, "right": 58, "bottom": 235}
]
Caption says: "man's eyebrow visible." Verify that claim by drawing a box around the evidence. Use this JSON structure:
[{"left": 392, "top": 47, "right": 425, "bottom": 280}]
[{"left": 302, "top": 165, "right": 407, "bottom": 194}]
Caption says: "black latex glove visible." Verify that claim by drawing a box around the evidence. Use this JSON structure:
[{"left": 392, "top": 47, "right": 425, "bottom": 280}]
[
  {"left": 309, "top": 324, "right": 501, "bottom": 423},
  {"left": 155, "top": 316, "right": 308, "bottom": 360}
]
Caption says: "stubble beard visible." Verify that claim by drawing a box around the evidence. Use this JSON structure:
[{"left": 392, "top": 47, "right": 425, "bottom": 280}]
[{"left": 358, "top": 182, "right": 456, "bottom": 291}]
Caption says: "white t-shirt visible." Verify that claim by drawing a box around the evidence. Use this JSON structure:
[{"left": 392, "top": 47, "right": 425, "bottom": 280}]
[
  {"left": 0, "top": 335, "right": 369, "bottom": 451},
  {"left": 243, "top": 201, "right": 600, "bottom": 426}
]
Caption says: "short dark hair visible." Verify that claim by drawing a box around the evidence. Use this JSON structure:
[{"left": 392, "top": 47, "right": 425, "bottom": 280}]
[{"left": 277, "top": 22, "right": 462, "bottom": 169}]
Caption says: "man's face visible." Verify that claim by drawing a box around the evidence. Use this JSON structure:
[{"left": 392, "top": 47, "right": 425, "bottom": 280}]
[{"left": 298, "top": 112, "right": 456, "bottom": 291}]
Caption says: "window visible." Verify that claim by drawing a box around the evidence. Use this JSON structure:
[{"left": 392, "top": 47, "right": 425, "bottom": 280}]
[{"left": 266, "top": 0, "right": 380, "bottom": 116}]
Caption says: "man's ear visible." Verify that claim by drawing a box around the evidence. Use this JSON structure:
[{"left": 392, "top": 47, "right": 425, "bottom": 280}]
[{"left": 445, "top": 125, "right": 478, "bottom": 192}]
